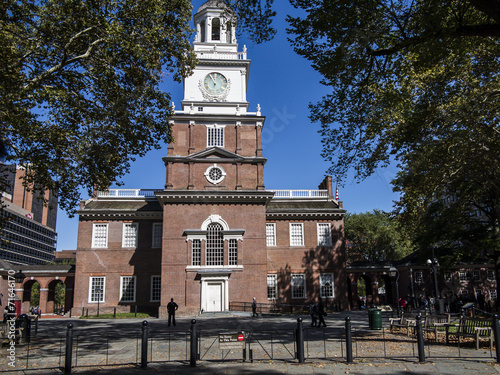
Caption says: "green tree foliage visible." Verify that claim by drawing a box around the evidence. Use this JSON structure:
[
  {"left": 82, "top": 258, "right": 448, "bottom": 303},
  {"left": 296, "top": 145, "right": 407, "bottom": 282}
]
[
  {"left": 287, "top": 0, "right": 499, "bottom": 291},
  {"left": 54, "top": 282, "right": 66, "bottom": 309},
  {"left": 30, "top": 281, "right": 40, "bottom": 307},
  {"left": 1, "top": 0, "right": 197, "bottom": 215},
  {"left": 0, "top": 0, "right": 275, "bottom": 215},
  {"left": 345, "top": 210, "right": 414, "bottom": 262}
]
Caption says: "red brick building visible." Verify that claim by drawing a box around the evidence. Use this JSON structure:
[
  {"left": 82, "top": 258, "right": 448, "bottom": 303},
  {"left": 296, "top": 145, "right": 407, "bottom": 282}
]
[{"left": 73, "top": 1, "right": 347, "bottom": 317}]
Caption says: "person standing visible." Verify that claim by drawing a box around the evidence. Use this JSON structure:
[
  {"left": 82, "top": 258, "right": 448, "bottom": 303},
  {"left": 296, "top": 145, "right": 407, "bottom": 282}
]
[
  {"left": 317, "top": 298, "right": 327, "bottom": 327},
  {"left": 252, "top": 297, "right": 257, "bottom": 317},
  {"left": 167, "top": 298, "right": 178, "bottom": 327}
]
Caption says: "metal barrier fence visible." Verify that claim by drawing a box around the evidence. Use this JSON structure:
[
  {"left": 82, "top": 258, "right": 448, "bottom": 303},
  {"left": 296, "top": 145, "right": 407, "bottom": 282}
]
[{"left": 2, "top": 315, "right": 500, "bottom": 373}]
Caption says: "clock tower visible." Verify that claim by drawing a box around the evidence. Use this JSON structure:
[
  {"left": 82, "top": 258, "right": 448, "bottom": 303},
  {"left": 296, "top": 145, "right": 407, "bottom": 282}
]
[{"left": 157, "top": 0, "right": 272, "bottom": 316}]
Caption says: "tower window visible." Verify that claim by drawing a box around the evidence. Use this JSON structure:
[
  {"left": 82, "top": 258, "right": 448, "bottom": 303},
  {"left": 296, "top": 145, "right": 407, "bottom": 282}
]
[
  {"left": 212, "top": 18, "right": 220, "bottom": 41},
  {"left": 200, "top": 20, "right": 206, "bottom": 42},
  {"left": 226, "top": 21, "right": 232, "bottom": 43},
  {"left": 207, "top": 124, "right": 224, "bottom": 148}
]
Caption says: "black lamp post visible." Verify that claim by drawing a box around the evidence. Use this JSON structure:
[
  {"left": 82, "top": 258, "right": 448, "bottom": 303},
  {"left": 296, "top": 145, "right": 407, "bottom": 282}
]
[
  {"left": 14, "top": 270, "right": 26, "bottom": 283},
  {"left": 96, "top": 288, "right": 102, "bottom": 317},
  {"left": 390, "top": 267, "right": 400, "bottom": 317},
  {"left": 427, "top": 258, "right": 440, "bottom": 314}
]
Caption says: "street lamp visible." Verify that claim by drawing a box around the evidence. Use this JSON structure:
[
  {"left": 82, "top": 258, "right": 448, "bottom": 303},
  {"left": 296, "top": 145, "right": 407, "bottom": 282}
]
[
  {"left": 389, "top": 267, "right": 400, "bottom": 317},
  {"left": 14, "top": 270, "right": 26, "bottom": 283},
  {"left": 427, "top": 258, "right": 440, "bottom": 314}
]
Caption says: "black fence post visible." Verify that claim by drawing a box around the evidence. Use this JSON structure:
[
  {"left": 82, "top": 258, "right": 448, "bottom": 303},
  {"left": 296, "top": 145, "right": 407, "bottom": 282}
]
[
  {"left": 493, "top": 315, "right": 500, "bottom": 363},
  {"left": 64, "top": 323, "right": 74, "bottom": 374},
  {"left": 135, "top": 305, "right": 138, "bottom": 317},
  {"left": 296, "top": 317, "right": 305, "bottom": 363},
  {"left": 345, "top": 316, "right": 353, "bottom": 363},
  {"left": 190, "top": 319, "right": 197, "bottom": 367},
  {"left": 113, "top": 307, "right": 116, "bottom": 318},
  {"left": 416, "top": 313, "right": 425, "bottom": 363},
  {"left": 141, "top": 320, "right": 148, "bottom": 368}
]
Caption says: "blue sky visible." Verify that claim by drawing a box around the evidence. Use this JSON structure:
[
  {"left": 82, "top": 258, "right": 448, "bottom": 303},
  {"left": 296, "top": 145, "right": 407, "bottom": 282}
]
[{"left": 55, "top": 1, "right": 400, "bottom": 251}]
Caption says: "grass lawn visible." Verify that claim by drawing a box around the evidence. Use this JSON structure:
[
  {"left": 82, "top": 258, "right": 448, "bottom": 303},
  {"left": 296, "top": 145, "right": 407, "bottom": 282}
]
[{"left": 79, "top": 312, "right": 151, "bottom": 319}]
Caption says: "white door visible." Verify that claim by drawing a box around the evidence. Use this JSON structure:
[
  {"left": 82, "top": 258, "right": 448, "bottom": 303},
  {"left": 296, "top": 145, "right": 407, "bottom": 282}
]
[{"left": 206, "top": 283, "right": 222, "bottom": 312}]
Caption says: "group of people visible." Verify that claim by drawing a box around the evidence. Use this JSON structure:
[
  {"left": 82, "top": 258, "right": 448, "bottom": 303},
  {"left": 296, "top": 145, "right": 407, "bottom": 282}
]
[{"left": 309, "top": 299, "right": 327, "bottom": 327}]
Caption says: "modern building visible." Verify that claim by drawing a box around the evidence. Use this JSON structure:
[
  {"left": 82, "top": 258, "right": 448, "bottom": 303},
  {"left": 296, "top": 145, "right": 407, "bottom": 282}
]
[
  {"left": 73, "top": 0, "right": 348, "bottom": 318},
  {"left": 0, "top": 163, "right": 58, "bottom": 265}
]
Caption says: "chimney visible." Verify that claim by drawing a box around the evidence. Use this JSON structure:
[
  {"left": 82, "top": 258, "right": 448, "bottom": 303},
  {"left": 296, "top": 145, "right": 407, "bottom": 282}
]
[{"left": 318, "top": 176, "right": 333, "bottom": 197}]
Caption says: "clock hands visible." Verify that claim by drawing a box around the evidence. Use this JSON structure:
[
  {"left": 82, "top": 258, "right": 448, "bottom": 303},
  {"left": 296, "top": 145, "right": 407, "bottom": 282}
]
[{"left": 209, "top": 73, "right": 217, "bottom": 86}]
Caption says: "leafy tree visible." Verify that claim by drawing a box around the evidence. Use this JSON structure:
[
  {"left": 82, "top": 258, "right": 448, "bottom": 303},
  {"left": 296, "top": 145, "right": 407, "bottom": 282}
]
[
  {"left": 345, "top": 210, "right": 413, "bottom": 262},
  {"left": 0, "top": 0, "right": 276, "bottom": 216},
  {"left": 55, "top": 282, "right": 66, "bottom": 310},
  {"left": 30, "top": 281, "right": 40, "bottom": 307},
  {"left": 287, "top": 1, "right": 499, "bottom": 297}
]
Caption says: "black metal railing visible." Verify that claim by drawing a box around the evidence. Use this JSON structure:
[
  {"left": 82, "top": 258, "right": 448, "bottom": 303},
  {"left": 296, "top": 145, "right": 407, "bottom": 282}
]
[{"left": 2, "top": 314, "right": 500, "bottom": 373}]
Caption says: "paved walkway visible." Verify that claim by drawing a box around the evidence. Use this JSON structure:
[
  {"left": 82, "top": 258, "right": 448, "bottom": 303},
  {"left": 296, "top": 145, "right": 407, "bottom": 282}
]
[{"left": 3, "top": 311, "right": 500, "bottom": 374}]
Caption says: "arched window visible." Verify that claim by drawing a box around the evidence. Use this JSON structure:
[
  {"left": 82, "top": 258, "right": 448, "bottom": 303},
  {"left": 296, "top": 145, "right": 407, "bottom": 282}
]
[
  {"left": 212, "top": 18, "right": 220, "bottom": 41},
  {"left": 200, "top": 20, "right": 206, "bottom": 42},
  {"left": 206, "top": 223, "right": 223, "bottom": 265}
]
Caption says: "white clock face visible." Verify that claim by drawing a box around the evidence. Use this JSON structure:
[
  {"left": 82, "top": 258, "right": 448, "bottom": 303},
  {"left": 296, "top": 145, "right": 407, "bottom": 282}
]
[{"left": 203, "top": 72, "right": 228, "bottom": 95}]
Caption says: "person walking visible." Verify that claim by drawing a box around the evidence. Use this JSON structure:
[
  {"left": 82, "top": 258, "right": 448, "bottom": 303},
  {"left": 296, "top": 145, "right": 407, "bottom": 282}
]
[
  {"left": 317, "top": 298, "right": 327, "bottom": 327},
  {"left": 309, "top": 303, "right": 318, "bottom": 327},
  {"left": 167, "top": 298, "right": 178, "bottom": 327},
  {"left": 252, "top": 297, "right": 258, "bottom": 317}
]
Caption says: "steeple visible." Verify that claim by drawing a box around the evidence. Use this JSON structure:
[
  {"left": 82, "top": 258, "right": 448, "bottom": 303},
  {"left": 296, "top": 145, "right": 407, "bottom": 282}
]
[
  {"left": 194, "top": 0, "right": 237, "bottom": 48},
  {"left": 179, "top": 0, "right": 250, "bottom": 114}
]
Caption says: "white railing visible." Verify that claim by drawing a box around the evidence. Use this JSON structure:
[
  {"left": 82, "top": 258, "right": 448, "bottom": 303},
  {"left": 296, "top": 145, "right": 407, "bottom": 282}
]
[
  {"left": 268, "top": 190, "right": 329, "bottom": 199},
  {"left": 97, "top": 189, "right": 161, "bottom": 198},
  {"left": 97, "top": 189, "right": 329, "bottom": 199},
  {"left": 196, "top": 50, "right": 247, "bottom": 60}
]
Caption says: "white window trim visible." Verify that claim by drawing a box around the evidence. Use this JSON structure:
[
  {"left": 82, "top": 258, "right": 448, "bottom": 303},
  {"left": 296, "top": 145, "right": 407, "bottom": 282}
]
[
  {"left": 487, "top": 270, "right": 495, "bottom": 282},
  {"left": 320, "top": 273, "right": 335, "bottom": 298},
  {"left": 152, "top": 223, "right": 162, "bottom": 248},
  {"left": 120, "top": 276, "right": 136, "bottom": 303},
  {"left": 267, "top": 274, "right": 277, "bottom": 300},
  {"left": 291, "top": 273, "right": 306, "bottom": 299},
  {"left": 289, "top": 223, "right": 304, "bottom": 247},
  {"left": 122, "top": 223, "right": 138, "bottom": 248},
  {"left": 204, "top": 164, "right": 226, "bottom": 185},
  {"left": 459, "top": 271, "right": 467, "bottom": 283},
  {"left": 91, "top": 223, "right": 108, "bottom": 249},
  {"left": 317, "top": 223, "right": 332, "bottom": 246},
  {"left": 206, "top": 124, "right": 226, "bottom": 148},
  {"left": 266, "top": 223, "right": 276, "bottom": 247},
  {"left": 88, "top": 276, "right": 106, "bottom": 303}
]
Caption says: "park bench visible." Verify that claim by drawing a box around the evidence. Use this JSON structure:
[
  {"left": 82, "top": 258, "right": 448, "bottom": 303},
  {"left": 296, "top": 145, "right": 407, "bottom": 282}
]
[
  {"left": 445, "top": 317, "right": 493, "bottom": 350},
  {"left": 422, "top": 314, "right": 451, "bottom": 341},
  {"left": 389, "top": 313, "right": 416, "bottom": 336}
]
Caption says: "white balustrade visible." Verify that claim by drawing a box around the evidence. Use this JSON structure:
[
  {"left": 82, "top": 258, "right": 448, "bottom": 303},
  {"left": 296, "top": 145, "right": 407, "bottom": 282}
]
[
  {"left": 195, "top": 51, "right": 247, "bottom": 60},
  {"left": 268, "top": 190, "right": 329, "bottom": 199},
  {"left": 97, "top": 189, "right": 328, "bottom": 199}
]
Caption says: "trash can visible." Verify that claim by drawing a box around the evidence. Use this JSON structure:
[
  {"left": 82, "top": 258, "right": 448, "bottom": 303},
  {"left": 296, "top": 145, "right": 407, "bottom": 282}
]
[
  {"left": 368, "top": 308, "right": 382, "bottom": 330},
  {"left": 15, "top": 314, "right": 31, "bottom": 343}
]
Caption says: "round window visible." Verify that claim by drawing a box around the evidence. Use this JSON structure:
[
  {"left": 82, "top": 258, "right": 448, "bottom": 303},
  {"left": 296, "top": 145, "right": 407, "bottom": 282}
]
[{"left": 205, "top": 164, "right": 226, "bottom": 184}]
